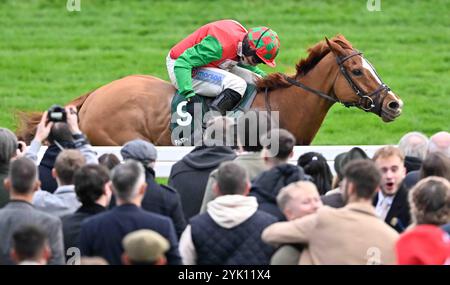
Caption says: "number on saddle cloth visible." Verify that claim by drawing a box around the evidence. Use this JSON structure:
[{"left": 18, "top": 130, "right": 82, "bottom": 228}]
[
  {"left": 169, "top": 84, "right": 258, "bottom": 131},
  {"left": 169, "top": 85, "right": 258, "bottom": 145}
]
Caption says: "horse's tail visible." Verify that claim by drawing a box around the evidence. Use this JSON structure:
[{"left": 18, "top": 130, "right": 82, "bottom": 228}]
[{"left": 15, "top": 90, "right": 94, "bottom": 144}]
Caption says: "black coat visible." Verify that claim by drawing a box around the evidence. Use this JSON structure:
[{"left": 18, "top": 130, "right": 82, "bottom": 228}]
[
  {"left": 372, "top": 183, "right": 411, "bottom": 233},
  {"left": 142, "top": 167, "right": 186, "bottom": 238},
  {"left": 39, "top": 142, "right": 75, "bottom": 193},
  {"left": 79, "top": 204, "right": 181, "bottom": 265},
  {"left": 404, "top": 156, "right": 422, "bottom": 173},
  {"left": 250, "top": 164, "right": 307, "bottom": 221},
  {"left": 168, "top": 146, "right": 236, "bottom": 220},
  {"left": 402, "top": 170, "right": 421, "bottom": 190},
  {"left": 61, "top": 203, "right": 106, "bottom": 254}
]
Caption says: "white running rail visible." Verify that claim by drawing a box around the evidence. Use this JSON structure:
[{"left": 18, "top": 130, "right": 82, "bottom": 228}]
[{"left": 36, "top": 145, "right": 384, "bottom": 177}]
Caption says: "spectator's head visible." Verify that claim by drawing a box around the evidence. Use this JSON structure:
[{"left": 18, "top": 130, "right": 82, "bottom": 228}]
[
  {"left": 373, "top": 146, "right": 406, "bottom": 197},
  {"left": 333, "top": 147, "right": 369, "bottom": 188},
  {"left": 47, "top": 122, "right": 73, "bottom": 145},
  {"left": 420, "top": 152, "right": 450, "bottom": 180},
  {"left": 121, "top": 139, "right": 157, "bottom": 170},
  {"left": 262, "top": 129, "right": 296, "bottom": 166},
  {"left": 98, "top": 153, "right": 120, "bottom": 170},
  {"left": 398, "top": 132, "right": 429, "bottom": 161},
  {"left": 297, "top": 152, "right": 332, "bottom": 195},
  {"left": 236, "top": 110, "right": 273, "bottom": 152},
  {"left": 428, "top": 131, "right": 450, "bottom": 157},
  {"left": 334, "top": 147, "right": 369, "bottom": 180},
  {"left": 341, "top": 160, "right": 382, "bottom": 203},
  {"left": 396, "top": 225, "right": 450, "bottom": 265},
  {"left": 74, "top": 164, "right": 112, "bottom": 207},
  {"left": 277, "top": 181, "right": 322, "bottom": 220},
  {"left": 122, "top": 229, "right": 169, "bottom": 265},
  {"left": 214, "top": 161, "right": 249, "bottom": 196},
  {"left": 111, "top": 160, "right": 146, "bottom": 205},
  {"left": 4, "top": 157, "right": 40, "bottom": 198},
  {"left": 0, "top": 127, "right": 18, "bottom": 165},
  {"left": 52, "top": 150, "right": 86, "bottom": 186},
  {"left": 409, "top": 176, "right": 450, "bottom": 226},
  {"left": 10, "top": 225, "right": 50, "bottom": 265}
]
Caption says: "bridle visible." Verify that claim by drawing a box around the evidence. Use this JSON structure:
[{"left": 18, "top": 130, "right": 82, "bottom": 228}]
[{"left": 281, "top": 50, "right": 391, "bottom": 115}]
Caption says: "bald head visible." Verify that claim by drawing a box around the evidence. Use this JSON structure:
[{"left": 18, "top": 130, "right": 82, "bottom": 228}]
[
  {"left": 428, "top": 131, "right": 450, "bottom": 157},
  {"left": 277, "top": 181, "right": 322, "bottom": 220}
]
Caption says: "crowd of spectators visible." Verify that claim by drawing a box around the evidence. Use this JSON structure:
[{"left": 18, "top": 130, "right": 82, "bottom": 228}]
[{"left": 0, "top": 108, "right": 449, "bottom": 265}]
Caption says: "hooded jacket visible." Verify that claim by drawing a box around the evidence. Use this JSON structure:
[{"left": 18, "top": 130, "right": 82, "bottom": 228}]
[
  {"left": 168, "top": 145, "right": 236, "bottom": 220},
  {"left": 250, "top": 163, "right": 307, "bottom": 220}
]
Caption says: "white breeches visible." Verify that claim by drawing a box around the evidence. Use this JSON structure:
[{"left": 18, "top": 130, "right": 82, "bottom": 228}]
[{"left": 166, "top": 54, "right": 260, "bottom": 97}]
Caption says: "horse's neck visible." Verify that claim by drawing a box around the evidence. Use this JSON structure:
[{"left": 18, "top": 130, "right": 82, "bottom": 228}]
[{"left": 255, "top": 54, "right": 338, "bottom": 144}]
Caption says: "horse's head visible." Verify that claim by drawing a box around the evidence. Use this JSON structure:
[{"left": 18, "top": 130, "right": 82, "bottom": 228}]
[{"left": 325, "top": 36, "right": 403, "bottom": 122}]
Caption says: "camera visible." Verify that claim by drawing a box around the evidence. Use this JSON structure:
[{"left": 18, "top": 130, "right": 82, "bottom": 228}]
[{"left": 47, "top": 105, "right": 67, "bottom": 122}]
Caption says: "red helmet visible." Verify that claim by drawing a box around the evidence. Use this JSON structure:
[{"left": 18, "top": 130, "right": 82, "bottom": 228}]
[{"left": 247, "top": 27, "right": 280, "bottom": 67}]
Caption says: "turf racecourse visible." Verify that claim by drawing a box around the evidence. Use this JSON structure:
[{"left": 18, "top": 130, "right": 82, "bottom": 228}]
[{"left": 0, "top": 0, "right": 448, "bottom": 145}]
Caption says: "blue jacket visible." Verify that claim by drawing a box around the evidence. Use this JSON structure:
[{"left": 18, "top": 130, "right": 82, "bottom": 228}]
[{"left": 79, "top": 204, "right": 181, "bottom": 265}]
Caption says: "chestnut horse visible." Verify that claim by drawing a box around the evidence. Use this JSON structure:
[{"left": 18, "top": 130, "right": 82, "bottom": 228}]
[{"left": 17, "top": 35, "right": 403, "bottom": 145}]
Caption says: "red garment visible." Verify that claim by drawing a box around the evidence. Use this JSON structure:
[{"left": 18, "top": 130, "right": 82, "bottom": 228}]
[
  {"left": 396, "top": 224, "right": 450, "bottom": 265},
  {"left": 169, "top": 20, "right": 247, "bottom": 69}
]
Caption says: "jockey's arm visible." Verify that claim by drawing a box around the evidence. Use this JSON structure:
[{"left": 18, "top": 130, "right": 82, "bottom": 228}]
[
  {"left": 174, "top": 35, "right": 222, "bottom": 98},
  {"left": 237, "top": 63, "right": 267, "bottom": 77}
]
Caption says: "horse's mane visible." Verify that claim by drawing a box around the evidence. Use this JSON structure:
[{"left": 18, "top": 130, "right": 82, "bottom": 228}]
[{"left": 256, "top": 34, "right": 353, "bottom": 91}]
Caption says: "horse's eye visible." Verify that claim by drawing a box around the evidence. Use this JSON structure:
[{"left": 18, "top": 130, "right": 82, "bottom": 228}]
[{"left": 352, "top": 69, "right": 362, "bottom": 76}]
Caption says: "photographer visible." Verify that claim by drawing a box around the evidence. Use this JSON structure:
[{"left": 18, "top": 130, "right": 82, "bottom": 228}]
[
  {"left": 0, "top": 128, "right": 27, "bottom": 208},
  {"left": 25, "top": 105, "right": 98, "bottom": 193}
]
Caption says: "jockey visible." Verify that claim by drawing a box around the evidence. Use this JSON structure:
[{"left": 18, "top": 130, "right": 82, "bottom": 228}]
[{"left": 167, "top": 19, "right": 280, "bottom": 116}]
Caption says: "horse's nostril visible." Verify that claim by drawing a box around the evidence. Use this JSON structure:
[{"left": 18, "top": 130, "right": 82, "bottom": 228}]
[{"left": 388, "top": 101, "right": 399, "bottom": 110}]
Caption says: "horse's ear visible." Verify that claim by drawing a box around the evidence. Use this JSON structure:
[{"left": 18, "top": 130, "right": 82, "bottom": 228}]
[
  {"left": 325, "top": 37, "right": 343, "bottom": 57},
  {"left": 325, "top": 37, "right": 335, "bottom": 54}
]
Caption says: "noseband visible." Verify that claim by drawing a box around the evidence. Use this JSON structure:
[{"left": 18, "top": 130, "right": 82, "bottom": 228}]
[{"left": 283, "top": 50, "right": 391, "bottom": 114}]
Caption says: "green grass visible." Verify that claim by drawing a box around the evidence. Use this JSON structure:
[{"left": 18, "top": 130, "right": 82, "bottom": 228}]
[
  {"left": 1, "top": 0, "right": 448, "bottom": 144},
  {"left": 156, "top": 177, "right": 168, "bottom": 186}
]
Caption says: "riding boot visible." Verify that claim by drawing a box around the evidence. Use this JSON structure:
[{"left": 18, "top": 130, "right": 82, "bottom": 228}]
[
  {"left": 186, "top": 95, "right": 202, "bottom": 119},
  {"left": 210, "top": 88, "right": 242, "bottom": 116}
]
